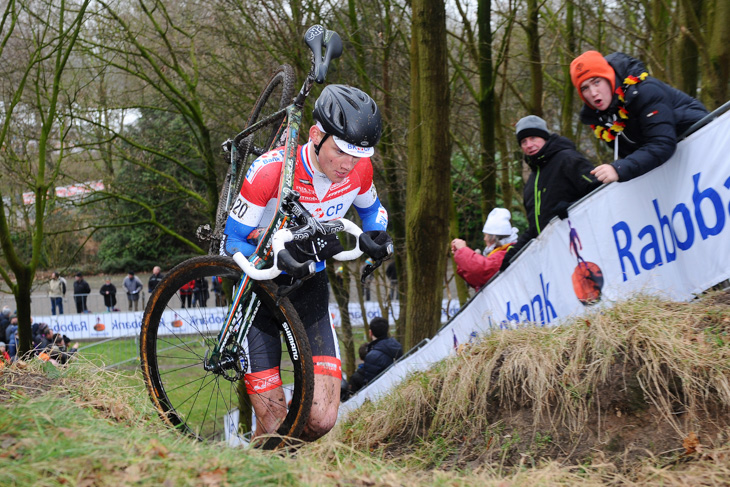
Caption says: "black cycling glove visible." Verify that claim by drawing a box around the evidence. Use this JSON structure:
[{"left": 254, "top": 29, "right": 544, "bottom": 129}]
[
  {"left": 365, "top": 230, "right": 392, "bottom": 246},
  {"left": 285, "top": 231, "right": 343, "bottom": 263},
  {"left": 553, "top": 201, "right": 570, "bottom": 220},
  {"left": 311, "top": 231, "right": 344, "bottom": 262}
]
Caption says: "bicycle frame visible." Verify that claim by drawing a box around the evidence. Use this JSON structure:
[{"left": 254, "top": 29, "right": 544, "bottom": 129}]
[
  {"left": 211, "top": 102, "right": 304, "bottom": 367},
  {"left": 205, "top": 28, "right": 332, "bottom": 375}
]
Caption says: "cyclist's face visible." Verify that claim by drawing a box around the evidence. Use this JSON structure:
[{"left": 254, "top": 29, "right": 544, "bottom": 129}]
[
  {"left": 579, "top": 77, "right": 613, "bottom": 111},
  {"left": 310, "top": 127, "right": 360, "bottom": 183}
]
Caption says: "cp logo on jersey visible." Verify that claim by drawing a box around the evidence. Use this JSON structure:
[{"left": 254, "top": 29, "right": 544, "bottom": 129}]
[{"left": 326, "top": 203, "right": 344, "bottom": 217}]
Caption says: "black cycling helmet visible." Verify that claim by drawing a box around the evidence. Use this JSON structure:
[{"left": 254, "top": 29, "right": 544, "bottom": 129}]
[{"left": 312, "top": 85, "right": 382, "bottom": 155}]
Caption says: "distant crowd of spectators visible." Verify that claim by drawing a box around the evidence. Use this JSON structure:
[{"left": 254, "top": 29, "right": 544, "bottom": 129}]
[
  {"left": 43, "top": 266, "right": 177, "bottom": 315},
  {"left": 0, "top": 306, "right": 78, "bottom": 366}
]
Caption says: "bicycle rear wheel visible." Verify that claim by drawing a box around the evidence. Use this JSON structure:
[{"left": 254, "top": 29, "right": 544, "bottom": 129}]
[
  {"left": 140, "top": 255, "right": 314, "bottom": 449},
  {"left": 211, "top": 65, "right": 296, "bottom": 254},
  {"left": 241, "top": 63, "right": 296, "bottom": 160}
]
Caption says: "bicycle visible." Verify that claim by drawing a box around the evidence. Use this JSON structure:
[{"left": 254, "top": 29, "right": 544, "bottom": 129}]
[{"left": 139, "top": 25, "right": 392, "bottom": 450}]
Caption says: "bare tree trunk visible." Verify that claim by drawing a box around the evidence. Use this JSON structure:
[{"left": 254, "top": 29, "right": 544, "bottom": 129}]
[
  {"left": 449, "top": 186, "right": 470, "bottom": 306},
  {"left": 378, "top": 1, "right": 408, "bottom": 345},
  {"left": 675, "top": 0, "right": 726, "bottom": 109},
  {"left": 495, "top": 97, "right": 513, "bottom": 213},
  {"left": 643, "top": 0, "right": 671, "bottom": 79},
  {"left": 477, "top": 0, "right": 496, "bottom": 217},
  {"left": 673, "top": 0, "right": 702, "bottom": 96},
  {"left": 526, "top": 0, "right": 543, "bottom": 117},
  {"left": 560, "top": 0, "right": 576, "bottom": 139},
  {"left": 405, "top": 0, "right": 451, "bottom": 348},
  {"left": 707, "top": 0, "right": 730, "bottom": 107}
]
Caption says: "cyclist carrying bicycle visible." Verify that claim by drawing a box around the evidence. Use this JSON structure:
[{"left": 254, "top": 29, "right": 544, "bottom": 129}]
[{"left": 222, "top": 84, "right": 391, "bottom": 441}]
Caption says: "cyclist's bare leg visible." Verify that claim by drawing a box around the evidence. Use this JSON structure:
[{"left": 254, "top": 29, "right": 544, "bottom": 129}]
[
  {"left": 250, "top": 387, "right": 287, "bottom": 437},
  {"left": 299, "top": 374, "right": 340, "bottom": 441}
]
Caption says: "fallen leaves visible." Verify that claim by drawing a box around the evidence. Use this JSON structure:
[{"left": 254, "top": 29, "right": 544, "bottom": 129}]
[
  {"left": 198, "top": 467, "right": 228, "bottom": 486},
  {"left": 683, "top": 431, "right": 702, "bottom": 455},
  {"left": 145, "top": 439, "right": 169, "bottom": 459}
]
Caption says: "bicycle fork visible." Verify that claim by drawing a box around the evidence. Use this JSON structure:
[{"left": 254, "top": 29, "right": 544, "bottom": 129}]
[{"left": 203, "top": 275, "right": 259, "bottom": 381}]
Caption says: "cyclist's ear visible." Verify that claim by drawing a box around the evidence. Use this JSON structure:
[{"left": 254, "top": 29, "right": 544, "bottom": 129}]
[{"left": 309, "top": 124, "right": 324, "bottom": 143}]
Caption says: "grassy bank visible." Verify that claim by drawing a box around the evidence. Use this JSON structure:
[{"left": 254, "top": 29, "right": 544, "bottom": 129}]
[
  {"left": 1, "top": 293, "right": 729, "bottom": 485},
  {"left": 334, "top": 292, "right": 730, "bottom": 482}
]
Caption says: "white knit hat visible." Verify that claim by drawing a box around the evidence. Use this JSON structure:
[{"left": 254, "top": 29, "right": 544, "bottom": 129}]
[{"left": 482, "top": 208, "right": 512, "bottom": 235}]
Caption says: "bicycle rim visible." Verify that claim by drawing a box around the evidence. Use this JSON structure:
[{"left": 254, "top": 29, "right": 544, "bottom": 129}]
[
  {"left": 212, "top": 65, "right": 295, "bottom": 254},
  {"left": 140, "top": 255, "right": 314, "bottom": 449},
  {"left": 243, "top": 63, "right": 296, "bottom": 160}
]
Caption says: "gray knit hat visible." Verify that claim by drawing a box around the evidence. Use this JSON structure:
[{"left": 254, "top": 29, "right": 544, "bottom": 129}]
[{"left": 515, "top": 115, "right": 550, "bottom": 144}]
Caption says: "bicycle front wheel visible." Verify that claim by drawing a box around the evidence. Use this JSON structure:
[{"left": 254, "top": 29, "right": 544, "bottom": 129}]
[{"left": 140, "top": 255, "right": 314, "bottom": 449}]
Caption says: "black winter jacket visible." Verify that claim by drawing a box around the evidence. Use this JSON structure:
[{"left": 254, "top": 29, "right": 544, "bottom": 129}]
[
  {"left": 148, "top": 273, "right": 164, "bottom": 293},
  {"left": 74, "top": 279, "right": 90, "bottom": 296},
  {"left": 360, "top": 337, "right": 403, "bottom": 382},
  {"left": 348, "top": 336, "right": 403, "bottom": 394},
  {"left": 100, "top": 283, "right": 117, "bottom": 308},
  {"left": 579, "top": 52, "right": 708, "bottom": 182},
  {"left": 504, "top": 134, "right": 599, "bottom": 265}
]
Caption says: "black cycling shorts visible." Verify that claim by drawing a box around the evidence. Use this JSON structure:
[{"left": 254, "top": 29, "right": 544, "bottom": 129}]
[{"left": 243, "top": 271, "right": 341, "bottom": 394}]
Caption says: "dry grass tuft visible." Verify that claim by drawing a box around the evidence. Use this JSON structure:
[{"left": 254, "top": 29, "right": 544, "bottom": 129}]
[
  {"left": 335, "top": 293, "right": 730, "bottom": 473},
  {"left": 60, "top": 359, "right": 157, "bottom": 424}
]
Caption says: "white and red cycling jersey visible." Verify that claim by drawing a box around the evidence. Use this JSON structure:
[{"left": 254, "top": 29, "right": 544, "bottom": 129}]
[
  {"left": 224, "top": 140, "right": 388, "bottom": 385},
  {"left": 223, "top": 140, "right": 388, "bottom": 268}
]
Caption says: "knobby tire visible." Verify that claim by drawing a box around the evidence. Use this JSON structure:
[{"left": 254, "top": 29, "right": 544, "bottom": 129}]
[
  {"left": 139, "top": 255, "right": 314, "bottom": 450},
  {"left": 212, "top": 65, "right": 296, "bottom": 254}
]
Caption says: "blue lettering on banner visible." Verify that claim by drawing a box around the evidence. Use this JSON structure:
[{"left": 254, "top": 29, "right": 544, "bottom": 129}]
[
  {"left": 112, "top": 320, "right": 141, "bottom": 330},
  {"left": 612, "top": 171, "right": 730, "bottom": 282},
  {"left": 504, "top": 274, "right": 556, "bottom": 325},
  {"left": 55, "top": 322, "right": 88, "bottom": 333}
]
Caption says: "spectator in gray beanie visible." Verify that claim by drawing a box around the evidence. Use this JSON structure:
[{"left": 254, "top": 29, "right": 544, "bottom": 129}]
[
  {"left": 499, "top": 115, "right": 600, "bottom": 272},
  {"left": 515, "top": 115, "right": 550, "bottom": 142}
]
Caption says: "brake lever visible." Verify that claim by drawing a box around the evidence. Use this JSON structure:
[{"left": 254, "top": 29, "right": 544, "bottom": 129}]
[
  {"left": 276, "top": 277, "right": 306, "bottom": 304},
  {"left": 361, "top": 259, "right": 384, "bottom": 283}
]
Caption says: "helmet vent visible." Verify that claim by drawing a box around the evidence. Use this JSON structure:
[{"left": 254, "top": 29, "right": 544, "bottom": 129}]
[{"left": 342, "top": 95, "right": 359, "bottom": 110}]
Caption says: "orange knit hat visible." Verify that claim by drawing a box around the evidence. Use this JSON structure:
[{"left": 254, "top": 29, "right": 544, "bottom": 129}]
[{"left": 570, "top": 51, "right": 616, "bottom": 105}]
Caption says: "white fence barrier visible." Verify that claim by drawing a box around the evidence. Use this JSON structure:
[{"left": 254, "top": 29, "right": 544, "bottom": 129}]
[
  {"left": 339, "top": 108, "right": 730, "bottom": 419},
  {"left": 30, "top": 300, "right": 462, "bottom": 341}
]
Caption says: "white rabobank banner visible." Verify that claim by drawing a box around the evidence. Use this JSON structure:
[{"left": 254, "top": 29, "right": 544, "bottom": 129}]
[
  {"left": 34, "top": 300, "right": 462, "bottom": 340},
  {"left": 34, "top": 308, "right": 226, "bottom": 340},
  {"left": 340, "top": 110, "right": 730, "bottom": 418}
]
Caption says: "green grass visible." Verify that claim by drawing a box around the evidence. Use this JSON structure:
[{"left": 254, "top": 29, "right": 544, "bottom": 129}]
[
  {"left": 0, "top": 363, "right": 300, "bottom": 486},
  {"left": 77, "top": 337, "right": 140, "bottom": 370},
  {"left": 4, "top": 291, "right": 730, "bottom": 486},
  {"left": 72, "top": 322, "right": 355, "bottom": 442}
]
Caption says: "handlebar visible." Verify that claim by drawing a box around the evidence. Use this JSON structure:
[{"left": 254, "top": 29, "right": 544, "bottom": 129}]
[{"left": 232, "top": 218, "right": 392, "bottom": 282}]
